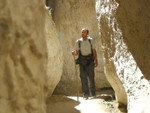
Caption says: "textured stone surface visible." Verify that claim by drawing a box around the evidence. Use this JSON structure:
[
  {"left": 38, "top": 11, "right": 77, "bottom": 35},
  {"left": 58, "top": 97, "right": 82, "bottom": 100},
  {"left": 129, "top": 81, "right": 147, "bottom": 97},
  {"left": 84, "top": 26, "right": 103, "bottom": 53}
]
[
  {"left": 96, "top": 0, "right": 150, "bottom": 113},
  {"left": 45, "top": 9, "right": 63, "bottom": 96},
  {"left": 47, "top": 0, "right": 110, "bottom": 95},
  {"left": 0, "top": 1, "right": 63, "bottom": 113}
]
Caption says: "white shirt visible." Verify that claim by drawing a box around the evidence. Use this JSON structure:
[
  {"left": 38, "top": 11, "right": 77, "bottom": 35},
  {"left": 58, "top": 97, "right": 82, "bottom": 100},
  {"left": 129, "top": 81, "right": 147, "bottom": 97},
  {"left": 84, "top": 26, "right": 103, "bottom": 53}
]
[{"left": 75, "top": 36, "right": 95, "bottom": 56}]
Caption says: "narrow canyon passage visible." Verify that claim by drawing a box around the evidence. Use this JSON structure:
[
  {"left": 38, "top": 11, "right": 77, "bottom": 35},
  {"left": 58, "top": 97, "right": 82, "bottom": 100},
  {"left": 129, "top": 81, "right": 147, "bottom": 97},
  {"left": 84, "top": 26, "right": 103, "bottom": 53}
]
[
  {"left": 1, "top": 0, "right": 150, "bottom": 113},
  {"left": 46, "top": 89, "right": 126, "bottom": 113},
  {"left": 45, "top": 1, "right": 126, "bottom": 112}
]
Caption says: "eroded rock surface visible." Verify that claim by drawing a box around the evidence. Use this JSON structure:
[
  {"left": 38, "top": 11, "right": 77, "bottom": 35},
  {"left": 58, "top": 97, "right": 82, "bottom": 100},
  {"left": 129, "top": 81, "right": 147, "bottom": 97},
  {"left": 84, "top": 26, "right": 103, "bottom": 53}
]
[
  {"left": 0, "top": 1, "right": 63, "bottom": 113},
  {"left": 45, "top": 9, "right": 63, "bottom": 96},
  {"left": 96, "top": 0, "right": 150, "bottom": 112},
  {"left": 0, "top": 1, "right": 46, "bottom": 113}
]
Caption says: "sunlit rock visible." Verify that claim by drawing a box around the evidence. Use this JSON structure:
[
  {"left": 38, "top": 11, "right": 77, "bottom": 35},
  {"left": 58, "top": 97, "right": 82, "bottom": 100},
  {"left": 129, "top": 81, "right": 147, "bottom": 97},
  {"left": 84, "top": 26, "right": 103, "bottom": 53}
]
[
  {"left": 0, "top": 0, "right": 46, "bottom": 113},
  {"left": 44, "top": 9, "right": 63, "bottom": 96},
  {"left": 0, "top": 1, "right": 63, "bottom": 113},
  {"left": 96, "top": 0, "right": 150, "bottom": 112}
]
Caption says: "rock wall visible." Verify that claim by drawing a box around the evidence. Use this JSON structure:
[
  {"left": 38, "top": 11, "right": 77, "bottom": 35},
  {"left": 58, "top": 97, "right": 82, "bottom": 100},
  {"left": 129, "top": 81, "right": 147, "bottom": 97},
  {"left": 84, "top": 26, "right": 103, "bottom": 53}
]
[
  {"left": 47, "top": 0, "right": 111, "bottom": 95},
  {"left": 96, "top": 0, "right": 150, "bottom": 113},
  {"left": 45, "top": 9, "right": 63, "bottom": 96},
  {"left": 0, "top": 0, "right": 63, "bottom": 113}
]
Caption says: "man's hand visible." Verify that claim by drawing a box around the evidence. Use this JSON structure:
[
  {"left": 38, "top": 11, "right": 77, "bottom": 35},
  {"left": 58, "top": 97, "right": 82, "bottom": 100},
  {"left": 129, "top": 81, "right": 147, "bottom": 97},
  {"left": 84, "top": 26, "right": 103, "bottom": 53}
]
[
  {"left": 72, "top": 50, "right": 78, "bottom": 56},
  {"left": 94, "top": 59, "right": 98, "bottom": 67}
]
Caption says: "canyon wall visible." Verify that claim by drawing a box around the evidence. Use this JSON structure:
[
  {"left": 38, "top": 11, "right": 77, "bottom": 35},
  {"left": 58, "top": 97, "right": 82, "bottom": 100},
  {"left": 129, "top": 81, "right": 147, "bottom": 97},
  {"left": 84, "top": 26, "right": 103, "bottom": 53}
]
[
  {"left": 48, "top": 0, "right": 111, "bottom": 95},
  {"left": 45, "top": 9, "right": 63, "bottom": 96},
  {"left": 96, "top": 0, "right": 150, "bottom": 112},
  {"left": 0, "top": 0, "right": 63, "bottom": 113}
]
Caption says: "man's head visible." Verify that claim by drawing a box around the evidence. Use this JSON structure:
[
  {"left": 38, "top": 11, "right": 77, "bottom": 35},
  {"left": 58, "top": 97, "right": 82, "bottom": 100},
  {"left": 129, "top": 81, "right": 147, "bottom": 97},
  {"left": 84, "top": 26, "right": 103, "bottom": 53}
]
[{"left": 81, "top": 28, "right": 89, "bottom": 38}]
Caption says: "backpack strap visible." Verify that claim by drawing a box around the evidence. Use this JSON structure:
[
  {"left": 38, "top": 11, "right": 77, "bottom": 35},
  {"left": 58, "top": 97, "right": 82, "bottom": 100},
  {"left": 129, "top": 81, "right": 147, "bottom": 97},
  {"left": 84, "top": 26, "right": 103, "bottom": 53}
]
[
  {"left": 88, "top": 39, "right": 92, "bottom": 49},
  {"left": 78, "top": 39, "right": 93, "bottom": 55},
  {"left": 78, "top": 39, "right": 92, "bottom": 48},
  {"left": 88, "top": 39, "right": 93, "bottom": 55},
  {"left": 78, "top": 40, "right": 81, "bottom": 49}
]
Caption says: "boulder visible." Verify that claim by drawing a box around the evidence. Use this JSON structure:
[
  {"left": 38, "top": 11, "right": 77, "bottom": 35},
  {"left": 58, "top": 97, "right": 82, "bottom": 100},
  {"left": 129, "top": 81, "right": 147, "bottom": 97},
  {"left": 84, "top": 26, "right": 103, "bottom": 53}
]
[
  {"left": 44, "top": 9, "right": 63, "bottom": 96},
  {"left": 0, "top": 1, "right": 63, "bottom": 113},
  {"left": 96, "top": 0, "right": 150, "bottom": 112}
]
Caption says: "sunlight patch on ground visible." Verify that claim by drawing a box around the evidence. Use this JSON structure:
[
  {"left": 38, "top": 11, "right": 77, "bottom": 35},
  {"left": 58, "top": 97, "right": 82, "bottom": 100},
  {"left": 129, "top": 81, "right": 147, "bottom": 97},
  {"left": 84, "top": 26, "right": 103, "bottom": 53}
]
[{"left": 67, "top": 96, "right": 111, "bottom": 113}]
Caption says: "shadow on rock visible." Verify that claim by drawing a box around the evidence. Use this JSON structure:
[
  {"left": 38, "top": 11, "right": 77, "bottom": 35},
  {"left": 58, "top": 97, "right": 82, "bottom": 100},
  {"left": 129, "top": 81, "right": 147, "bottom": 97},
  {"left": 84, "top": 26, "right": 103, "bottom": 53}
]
[{"left": 46, "top": 95, "right": 80, "bottom": 113}]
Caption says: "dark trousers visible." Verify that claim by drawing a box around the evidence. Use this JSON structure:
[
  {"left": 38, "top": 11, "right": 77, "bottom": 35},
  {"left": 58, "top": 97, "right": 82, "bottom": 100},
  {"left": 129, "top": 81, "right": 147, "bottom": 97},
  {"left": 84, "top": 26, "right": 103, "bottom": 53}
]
[{"left": 79, "top": 61, "right": 95, "bottom": 95}]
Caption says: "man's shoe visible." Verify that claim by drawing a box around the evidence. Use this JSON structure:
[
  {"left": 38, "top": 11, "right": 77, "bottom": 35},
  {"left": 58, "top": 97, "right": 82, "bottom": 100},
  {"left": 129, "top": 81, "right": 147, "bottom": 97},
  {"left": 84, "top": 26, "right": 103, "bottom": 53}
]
[
  {"left": 83, "top": 94, "right": 89, "bottom": 100},
  {"left": 91, "top": 95, "right": 96, "bottom": 98},
  {"left": 91, "top": 93, "right": 96, "bottom": 98}
]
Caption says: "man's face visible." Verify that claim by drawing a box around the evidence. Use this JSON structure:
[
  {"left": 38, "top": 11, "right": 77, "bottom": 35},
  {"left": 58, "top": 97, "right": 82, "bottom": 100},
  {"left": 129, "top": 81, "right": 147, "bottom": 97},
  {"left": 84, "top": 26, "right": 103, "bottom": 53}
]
[{"left": 81, "top": 30, "right": 88, "bottom": 38}]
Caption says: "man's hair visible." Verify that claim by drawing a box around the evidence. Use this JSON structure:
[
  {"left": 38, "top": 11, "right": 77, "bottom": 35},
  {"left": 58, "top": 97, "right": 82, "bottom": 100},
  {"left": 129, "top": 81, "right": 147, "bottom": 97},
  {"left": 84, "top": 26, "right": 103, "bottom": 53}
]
[{"left": 81, "top": 28, "right": 89, "bottom": 34}]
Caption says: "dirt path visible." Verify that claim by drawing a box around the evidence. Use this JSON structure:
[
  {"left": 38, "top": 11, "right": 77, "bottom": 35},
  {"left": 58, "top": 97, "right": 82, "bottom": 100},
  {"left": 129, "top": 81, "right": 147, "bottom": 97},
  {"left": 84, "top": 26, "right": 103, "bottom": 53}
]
[{"left": 46, "top": 89, "right": 126, "bottom": 113}]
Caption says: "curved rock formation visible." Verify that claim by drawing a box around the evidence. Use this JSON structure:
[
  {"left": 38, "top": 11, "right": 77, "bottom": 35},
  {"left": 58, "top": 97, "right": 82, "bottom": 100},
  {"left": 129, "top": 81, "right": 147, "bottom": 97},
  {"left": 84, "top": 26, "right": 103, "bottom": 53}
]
[
  {"left": 96, "top": 0, "right": 150, "bottom": 112},
  {"left": 44, "top": 9, "right": 63, "bottom": 96},
  {"left": 0, "top": 1, "right": 47, "bottom": 113},
  {"left": 0, "top": 1, "right": 63, "bottom": 113}
]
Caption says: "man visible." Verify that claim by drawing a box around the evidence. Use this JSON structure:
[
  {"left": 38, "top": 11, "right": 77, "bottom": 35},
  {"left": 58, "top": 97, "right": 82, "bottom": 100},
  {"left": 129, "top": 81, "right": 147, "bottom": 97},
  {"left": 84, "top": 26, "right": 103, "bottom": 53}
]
[{"left": 72, "top": 28, "right": 98, "bottom": 99}]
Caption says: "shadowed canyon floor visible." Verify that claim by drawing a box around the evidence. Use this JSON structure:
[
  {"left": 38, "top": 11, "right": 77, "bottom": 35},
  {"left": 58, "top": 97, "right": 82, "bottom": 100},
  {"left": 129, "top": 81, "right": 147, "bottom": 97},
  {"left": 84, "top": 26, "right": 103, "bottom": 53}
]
[{"left": 46, "top": 89, "right": 126, "bottom": 113}]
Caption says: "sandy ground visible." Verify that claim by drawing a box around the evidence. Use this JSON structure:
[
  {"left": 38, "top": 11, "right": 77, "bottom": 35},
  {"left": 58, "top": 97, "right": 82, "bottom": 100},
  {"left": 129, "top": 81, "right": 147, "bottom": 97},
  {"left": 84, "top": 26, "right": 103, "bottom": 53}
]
[{"left": 46, "top": 89, "right": 127, "bottom": 113}]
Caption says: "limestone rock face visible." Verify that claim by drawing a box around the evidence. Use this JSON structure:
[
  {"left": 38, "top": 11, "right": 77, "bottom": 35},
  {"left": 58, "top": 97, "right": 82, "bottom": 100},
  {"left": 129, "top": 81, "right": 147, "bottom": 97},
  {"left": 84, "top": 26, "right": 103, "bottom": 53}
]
[
  {"left": 96, "top": 0, "right": 150, "bottom": 112},
  {"left": 0, "top": 0, "right": 63, "bottom": 113},
  {"left": 48, "top": 0, "right": 110, "bottom": 95},
  {"left": 45, "top": 10, "right": 63, "bottom": 96}
]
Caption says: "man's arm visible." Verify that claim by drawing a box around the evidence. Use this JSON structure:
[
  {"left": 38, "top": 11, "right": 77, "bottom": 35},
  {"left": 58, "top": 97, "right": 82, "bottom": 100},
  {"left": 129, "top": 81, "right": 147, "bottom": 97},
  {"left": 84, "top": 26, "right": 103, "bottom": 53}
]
[{"left": 93, "top": 49, "right": 98, "bottom": 67}]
